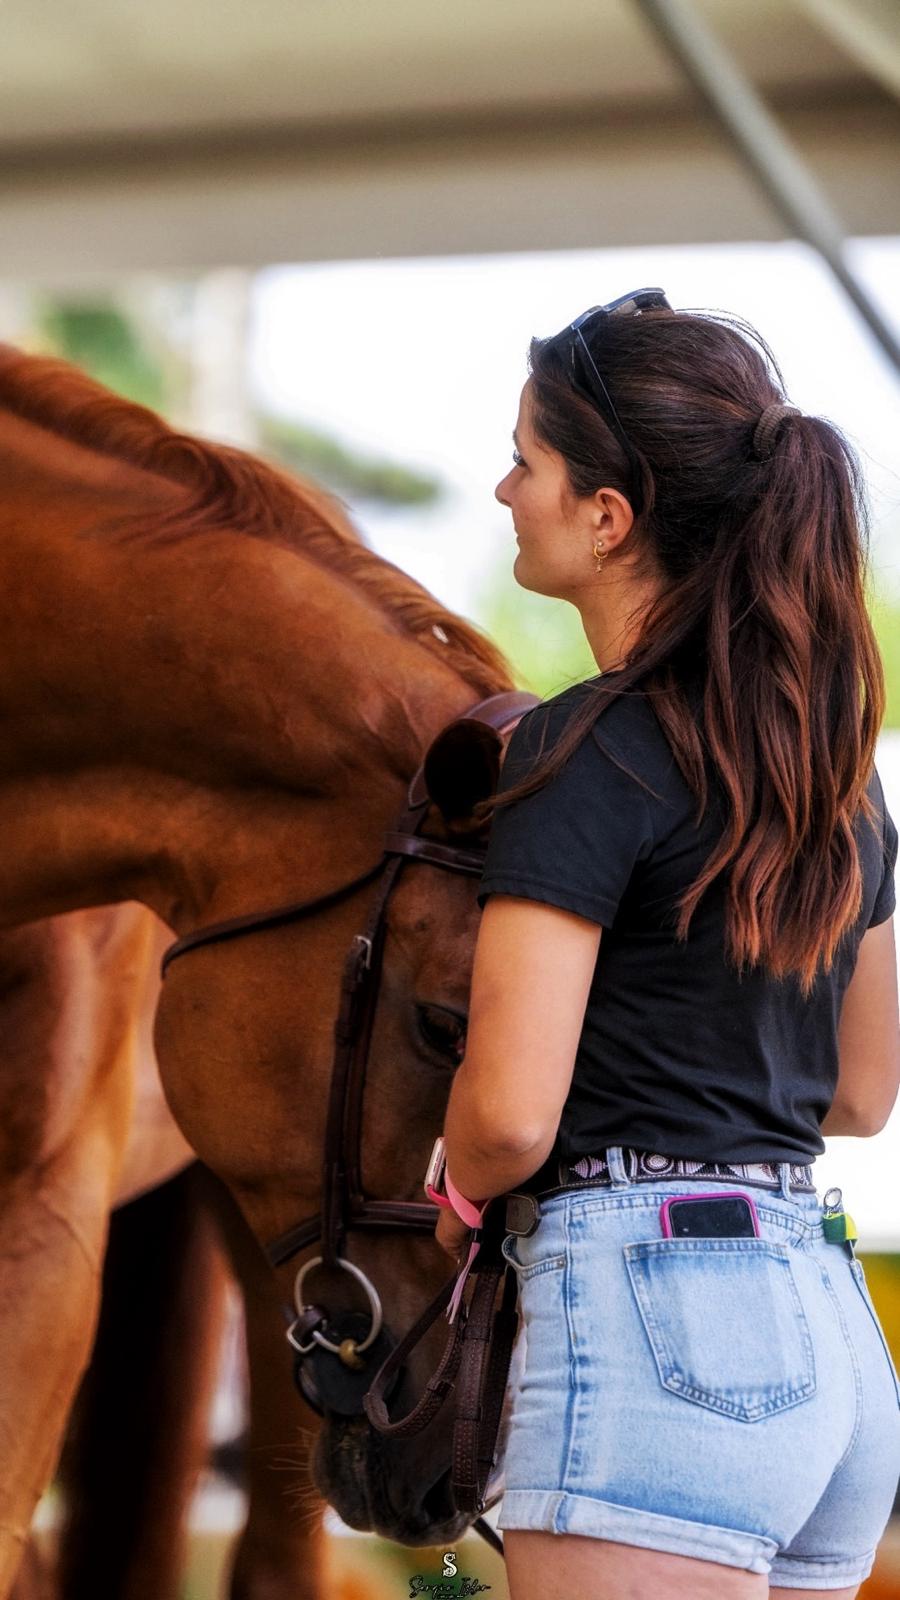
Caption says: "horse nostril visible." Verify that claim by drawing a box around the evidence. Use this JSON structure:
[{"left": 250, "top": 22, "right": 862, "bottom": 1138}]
[{"left": 419, "top": 1466, "right": 457, "bottom": 1523}]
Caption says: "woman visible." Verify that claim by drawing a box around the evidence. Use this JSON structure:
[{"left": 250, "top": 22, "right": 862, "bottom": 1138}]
[{"left": 435, "top": 289, "right": 900, "bottom": 1598}]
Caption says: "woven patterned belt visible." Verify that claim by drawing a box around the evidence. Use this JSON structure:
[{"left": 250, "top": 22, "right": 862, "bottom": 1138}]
[{"left": 555, "top": 1146, "right": 817, "bottom": 1194}]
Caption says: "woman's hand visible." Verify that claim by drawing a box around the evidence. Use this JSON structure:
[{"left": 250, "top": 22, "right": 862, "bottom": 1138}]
[{"left": 434, "top": 1206, "right": 473, "bottom": 1262}]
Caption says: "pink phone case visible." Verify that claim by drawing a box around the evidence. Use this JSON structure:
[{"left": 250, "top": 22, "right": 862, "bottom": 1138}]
[{"left": 659, "top": 1189, "right": 761, "bottom": 1237}]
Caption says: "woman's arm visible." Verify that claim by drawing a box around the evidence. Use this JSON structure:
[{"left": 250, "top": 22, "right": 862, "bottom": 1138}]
[
  {"left": 822, "top": 917, "right": 900, "bottom": 1137},
  {"left": 443, "top": 895, "right": 603, "bottom": 1203}
]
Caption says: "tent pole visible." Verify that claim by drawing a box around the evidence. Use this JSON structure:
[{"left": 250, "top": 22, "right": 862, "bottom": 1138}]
[
  {"left": 633, "top": 0, "right": 900, "bottom": 375},
  {"left": 790, "top": 0, "right": 900, "bottom": 104}
]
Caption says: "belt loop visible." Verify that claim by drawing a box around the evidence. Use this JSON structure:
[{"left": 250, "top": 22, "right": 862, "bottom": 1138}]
[
  {"left": 776, "top": 1162, "right": 793, "bottom": 1200},
  {"left": 604, "top": 1145, "right": 630, "bottom": 1188}
]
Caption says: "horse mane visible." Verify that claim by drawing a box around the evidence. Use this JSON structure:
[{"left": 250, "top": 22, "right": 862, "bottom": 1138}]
[{"left": 0, "top": 345, "right": 514, "bottom": 698}]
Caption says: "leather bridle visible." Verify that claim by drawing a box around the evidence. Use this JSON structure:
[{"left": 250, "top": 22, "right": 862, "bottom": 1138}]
[{"left": 161, "top": 689, "right": 540, "bottom": 1548}]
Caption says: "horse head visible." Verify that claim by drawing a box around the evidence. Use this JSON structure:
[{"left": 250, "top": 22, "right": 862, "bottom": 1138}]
[{"left": 155, "top": 695, "right": 534, "bottom": 1546}]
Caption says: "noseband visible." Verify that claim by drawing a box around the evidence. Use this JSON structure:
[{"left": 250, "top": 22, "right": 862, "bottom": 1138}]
[{"left": 161, "top": 690, "right": 539, "bottom": 1539}]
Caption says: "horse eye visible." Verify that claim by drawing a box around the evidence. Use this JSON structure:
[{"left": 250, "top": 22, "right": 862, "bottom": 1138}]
[{"left": 416, "top": 1002, "right": 467, "bottom": 1064}]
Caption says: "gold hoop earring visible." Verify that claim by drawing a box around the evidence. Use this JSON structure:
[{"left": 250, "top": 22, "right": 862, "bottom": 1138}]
[{"left": 592, "top": 539, "right": 607, "bottom": 574}]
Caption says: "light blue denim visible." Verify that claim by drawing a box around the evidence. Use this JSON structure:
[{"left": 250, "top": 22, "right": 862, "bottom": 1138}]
[{"left": 498, "top": 1145, "right": 900, "bottom": 1588}]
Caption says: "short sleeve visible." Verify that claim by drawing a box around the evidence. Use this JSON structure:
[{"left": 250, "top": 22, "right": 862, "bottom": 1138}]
[
  {"left": 476, "top": 698, "right": 655, "bottom": 928},
  {"left": 869, "top": 777, "right": 898, "bottom": 928}
]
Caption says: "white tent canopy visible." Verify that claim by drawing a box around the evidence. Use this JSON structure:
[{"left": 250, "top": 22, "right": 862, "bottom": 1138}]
[{"left": 1, "top": 0, "right": 898, "bottom": 283}]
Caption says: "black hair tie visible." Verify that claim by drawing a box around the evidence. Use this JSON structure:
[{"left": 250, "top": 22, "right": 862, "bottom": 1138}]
[{"left": 752, "top": 401, "right": 801, "bottom": 460}]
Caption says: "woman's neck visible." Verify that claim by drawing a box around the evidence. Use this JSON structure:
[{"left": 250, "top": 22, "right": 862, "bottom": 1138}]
[{"left": 576, "top": 564, "right": 665, "bottom": 672}]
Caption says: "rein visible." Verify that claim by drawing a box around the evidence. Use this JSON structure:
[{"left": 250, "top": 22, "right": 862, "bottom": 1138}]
[{"left": 161, "top": 688, "right": 540, "bottom": 1553}]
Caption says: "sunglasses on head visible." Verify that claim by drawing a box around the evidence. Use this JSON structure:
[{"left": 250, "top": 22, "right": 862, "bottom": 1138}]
[{"left": 547, "top": 286, "right": 672, "bottom": 516}]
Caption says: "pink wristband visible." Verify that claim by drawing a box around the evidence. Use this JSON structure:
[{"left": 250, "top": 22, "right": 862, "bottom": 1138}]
[
  {"left": 423, "top": 1140, "right": 491, "bottom": 1324},
  {"left": 444, "top": 1169, "right": 488, "bottom": 1229},
  {"left": 443, "top": 1170, "right": 489, "bottom": 1325}
]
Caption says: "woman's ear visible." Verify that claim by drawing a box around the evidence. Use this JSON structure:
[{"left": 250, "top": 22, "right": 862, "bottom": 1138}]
[
  {"left": 423, "top": 719, "right": 503, "bottom": 829},
  {"left": 592, "top": 486, "right": 634, "bottom": 550}
]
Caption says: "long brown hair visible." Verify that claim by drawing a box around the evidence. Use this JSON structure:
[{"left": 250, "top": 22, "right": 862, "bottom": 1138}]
[{"left": 481, "top": 307, "right": 885, "bottom": 997}]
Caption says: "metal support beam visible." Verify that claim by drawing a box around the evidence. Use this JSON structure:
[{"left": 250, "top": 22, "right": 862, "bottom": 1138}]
[
  {"left": 790, "top": 0, "right": 900, "bottom": 104},
  {"left": 634, "top": 0, "right": 900, "bottom": 378}
]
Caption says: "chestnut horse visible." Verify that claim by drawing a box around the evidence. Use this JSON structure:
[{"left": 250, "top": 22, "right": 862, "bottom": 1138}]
[{"left": 0, "top": 345, "right": 523, "bottom": 1597}]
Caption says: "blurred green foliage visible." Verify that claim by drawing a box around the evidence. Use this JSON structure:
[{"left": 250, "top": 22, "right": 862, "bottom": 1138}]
[
  {"left": 35, "top": 300, "right": 171, "bottom": 412},
  {"left": 872, "top": 589, "right": 900, "bottom": 729},
  {"left": 257, "top": 413, "right": 441, "bottom": 507},
  {"left": 34, "top": 293, "right": 442, "bottom": 509},
  {"left": 473, "top": 565, "right": 597, "bottom": 699}
]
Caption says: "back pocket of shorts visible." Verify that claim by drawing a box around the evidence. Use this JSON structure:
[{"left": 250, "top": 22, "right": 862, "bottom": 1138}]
[{"left": 624, "top": 1238, "right": 816, "bottom": 1423}]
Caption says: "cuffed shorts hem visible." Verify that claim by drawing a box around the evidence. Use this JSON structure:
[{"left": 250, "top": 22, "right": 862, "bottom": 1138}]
[
  {"left": 768, "top": 1549, "right": 877, "bottom": 1589},
  {"left": 497, "top": 1488, "right": 777, "bottom": 1575}
]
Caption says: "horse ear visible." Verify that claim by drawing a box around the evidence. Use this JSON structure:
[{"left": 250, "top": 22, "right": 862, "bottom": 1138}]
[{"left": 423, "top": 719, "right": 503, "bottom": 828}]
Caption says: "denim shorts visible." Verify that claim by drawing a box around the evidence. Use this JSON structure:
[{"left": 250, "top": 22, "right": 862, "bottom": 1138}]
[{"left": 497, "top": 1148, "right": 900, "bottom": 1588}]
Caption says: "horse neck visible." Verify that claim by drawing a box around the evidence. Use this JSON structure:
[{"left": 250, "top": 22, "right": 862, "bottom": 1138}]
[{"left": 0, "top": 457, "right": 495, "bottom": 930}]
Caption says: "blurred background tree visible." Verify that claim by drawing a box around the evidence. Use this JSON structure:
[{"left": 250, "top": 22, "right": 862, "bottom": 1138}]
[
  {"left": 31, "top": 288, "right": 442, "bottom": 510},
  {"left": 37, "top": 301, "right": 173, "bottom": 413},
  {"left": 872, "top": 590, "right": 900, "bottom": 728},
  {"left": 257, "top": 413, "right": 439, "bottom": 505}
]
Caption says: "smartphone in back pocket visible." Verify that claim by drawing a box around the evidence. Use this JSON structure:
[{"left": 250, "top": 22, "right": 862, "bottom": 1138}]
[{"left": 660, "top": 1190, "right": 761, "bottom": 1238}]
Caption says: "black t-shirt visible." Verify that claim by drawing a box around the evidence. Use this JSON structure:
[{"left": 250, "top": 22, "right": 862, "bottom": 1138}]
[{"left": 476, "top": 677, "right": 898, "bottom": 1166}]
